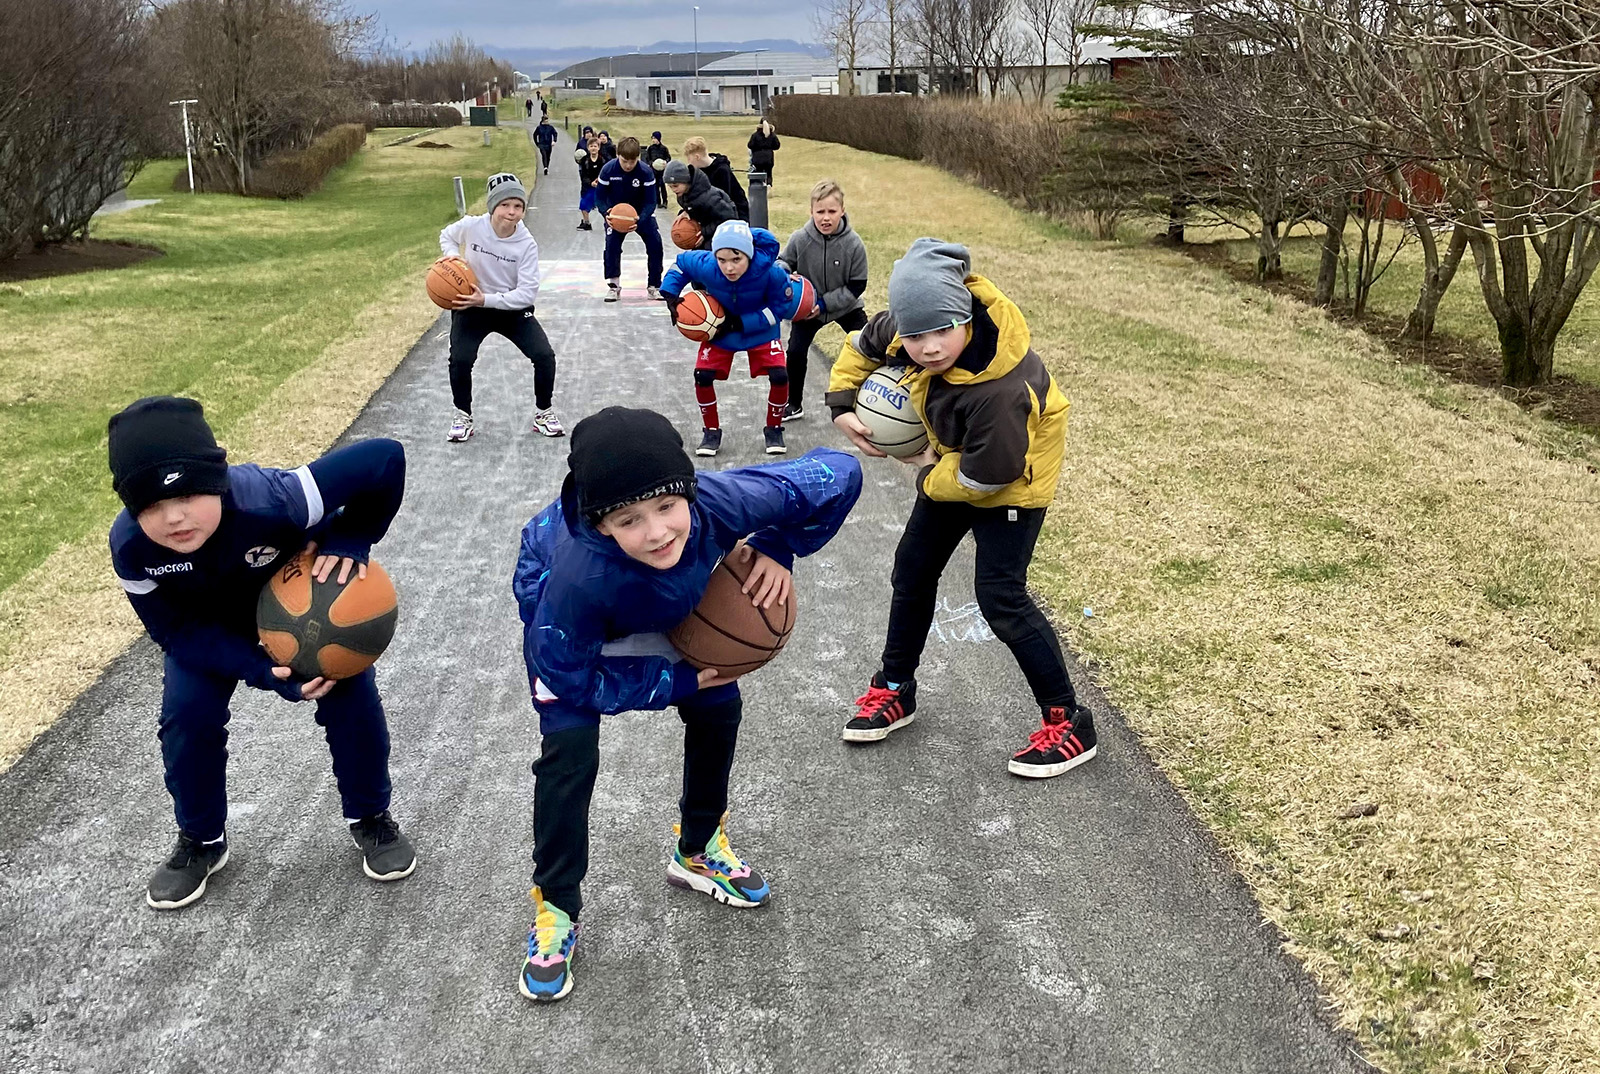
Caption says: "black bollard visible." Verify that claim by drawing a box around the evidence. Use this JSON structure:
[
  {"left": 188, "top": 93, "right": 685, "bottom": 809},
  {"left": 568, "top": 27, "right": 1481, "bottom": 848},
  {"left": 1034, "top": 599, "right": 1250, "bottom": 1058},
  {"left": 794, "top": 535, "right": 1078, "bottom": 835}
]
[{"left": 748, "top": 170, "right": 770, "bottom": 230}]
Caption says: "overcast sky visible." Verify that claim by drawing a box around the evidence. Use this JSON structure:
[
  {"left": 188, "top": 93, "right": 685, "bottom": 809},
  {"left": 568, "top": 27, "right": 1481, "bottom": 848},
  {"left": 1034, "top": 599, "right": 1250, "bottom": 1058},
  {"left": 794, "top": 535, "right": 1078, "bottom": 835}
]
[{"left": 370, "top": 0, "right": 813, "bottom": 52}]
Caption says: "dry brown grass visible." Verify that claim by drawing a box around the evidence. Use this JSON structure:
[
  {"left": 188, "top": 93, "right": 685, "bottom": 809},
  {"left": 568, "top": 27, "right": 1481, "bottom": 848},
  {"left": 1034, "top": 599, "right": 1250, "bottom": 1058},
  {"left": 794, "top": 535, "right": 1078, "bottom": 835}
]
[{"left": 754, "top": 136, "right": 1600, "bottom": 1072}]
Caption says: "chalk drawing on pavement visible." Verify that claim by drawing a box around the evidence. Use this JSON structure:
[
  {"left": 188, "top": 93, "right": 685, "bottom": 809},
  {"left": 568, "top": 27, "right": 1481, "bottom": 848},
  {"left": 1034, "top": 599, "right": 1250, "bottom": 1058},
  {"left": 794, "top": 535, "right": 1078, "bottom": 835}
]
[{"left": 928, "top": 598, "right": 996, "bottom": 643}]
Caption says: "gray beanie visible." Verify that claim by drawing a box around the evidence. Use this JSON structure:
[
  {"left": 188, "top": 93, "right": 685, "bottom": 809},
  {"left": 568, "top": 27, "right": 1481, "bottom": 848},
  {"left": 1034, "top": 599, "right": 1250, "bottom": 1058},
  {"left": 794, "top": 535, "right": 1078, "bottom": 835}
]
[
  {"left": 486, "top": 172, "right": 526, "bottom": 213},
  {"left": 663, "top": 160, "right": 691, "bottom": 185},
  {"left": 888, "top": 238, "right": 975, "bottom": 336}
]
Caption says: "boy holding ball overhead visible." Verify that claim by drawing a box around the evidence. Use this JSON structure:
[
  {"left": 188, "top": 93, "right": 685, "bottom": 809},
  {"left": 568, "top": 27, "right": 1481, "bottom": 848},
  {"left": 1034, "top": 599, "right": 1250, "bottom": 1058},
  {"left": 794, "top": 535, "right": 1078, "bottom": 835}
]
[
  {"left": 512, "top": 407, "right": 861, "bottom": 1002},
  {"left": 826, "top": 238, "right": 1092, "bottom": 779},
  {"left": 106, "top": 396, "right": 416, "bottom": 911}
]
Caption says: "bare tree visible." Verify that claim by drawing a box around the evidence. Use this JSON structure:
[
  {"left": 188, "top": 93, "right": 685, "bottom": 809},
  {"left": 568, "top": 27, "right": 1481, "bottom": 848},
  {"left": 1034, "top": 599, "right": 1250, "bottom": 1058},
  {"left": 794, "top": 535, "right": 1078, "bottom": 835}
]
[
  {"left": 865, "top": 0, "right": 909, "bottom": 93},
  {"left": 1019, "top": 0, "right": 1065, "bottom": 102},
  {"left": 1050, "top": 0, "right": 1102, "bottom": 86},
  {"left": 815, "top": 0, "right": 876, "bottom": 94}
]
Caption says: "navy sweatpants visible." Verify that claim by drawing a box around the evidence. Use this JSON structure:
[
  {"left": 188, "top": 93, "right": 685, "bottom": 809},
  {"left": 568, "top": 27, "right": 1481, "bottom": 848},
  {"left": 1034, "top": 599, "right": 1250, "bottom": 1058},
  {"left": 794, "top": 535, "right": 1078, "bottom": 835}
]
[
  {"left": 159, "top": 652, "right": 393, "bottom": 841},
  {"left": 602, "top": 211, "right": 663, "bottom": 287}
]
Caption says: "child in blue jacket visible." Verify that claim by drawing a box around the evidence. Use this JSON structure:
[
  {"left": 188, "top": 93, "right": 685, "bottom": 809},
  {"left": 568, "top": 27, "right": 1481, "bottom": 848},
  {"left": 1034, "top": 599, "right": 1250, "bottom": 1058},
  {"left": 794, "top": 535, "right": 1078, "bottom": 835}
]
[
  {"left": 511, "top": 406, "right": 862, "bottom": 1002},
  {"left": 661, "top": 219, "right": 804, "bottom": 458},
  {"left": 107, "top": 396, "right": 416, "bottom": 911}
]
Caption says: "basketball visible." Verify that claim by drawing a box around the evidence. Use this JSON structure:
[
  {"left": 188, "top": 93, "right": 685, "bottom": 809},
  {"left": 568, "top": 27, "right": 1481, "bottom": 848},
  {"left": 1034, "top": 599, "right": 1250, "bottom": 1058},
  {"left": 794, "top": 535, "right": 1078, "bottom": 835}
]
[
  {"left": 788, "top": 274, "right": 817, "bottom": 321},
  {"left": 671, "top": 213, "right": 702, "bottom": 250},
  {"left": 673, "top": 285, "right": 725, "bottom": 343},
  {"left": 574, "top": 146, "right": 587, "bottom": 162},
  {"left": 257, "top": 549, "right": 399, "bottom": 681},
  {"left": 607, "top": 203, "right": 639, "bottom": 233},
  {"left": 426, "top": 257, "right": 478, "bottom": 309},
  {"left": 855, "top": 367, "right": 929, "bottom": 458},
  {"left": 652, "top": 158, "right": 667, "bottom": 171},
  {"left": 668, "top": 549, "right": 796, "bottom": 677}
]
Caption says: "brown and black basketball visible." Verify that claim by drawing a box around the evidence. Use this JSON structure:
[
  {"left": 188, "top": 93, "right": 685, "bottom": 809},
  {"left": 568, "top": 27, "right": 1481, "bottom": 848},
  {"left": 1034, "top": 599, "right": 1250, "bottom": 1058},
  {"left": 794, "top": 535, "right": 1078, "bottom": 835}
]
[
  {"left": 257, "top": 549, "right": 399, "bottom": 681},
  {"left": 668, "top": 550, "right": 796, "bottom": 677}
]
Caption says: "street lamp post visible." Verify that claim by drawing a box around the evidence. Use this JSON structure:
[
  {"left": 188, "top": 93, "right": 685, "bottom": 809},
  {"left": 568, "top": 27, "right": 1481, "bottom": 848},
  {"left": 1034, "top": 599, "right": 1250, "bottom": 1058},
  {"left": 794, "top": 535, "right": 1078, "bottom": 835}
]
[
  {"left": 169, "top": 99, "right": 199, "bottom": 193},
  {"left": 693, "top": 5, "right": 700, "bottom": 119}
]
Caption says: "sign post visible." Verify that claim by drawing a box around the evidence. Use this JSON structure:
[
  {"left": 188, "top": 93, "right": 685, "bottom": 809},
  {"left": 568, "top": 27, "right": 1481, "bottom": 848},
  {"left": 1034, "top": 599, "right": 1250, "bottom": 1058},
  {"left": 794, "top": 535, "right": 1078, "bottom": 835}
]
[{"left": 169, "top": 99, "right": 199, "bottom": 193}]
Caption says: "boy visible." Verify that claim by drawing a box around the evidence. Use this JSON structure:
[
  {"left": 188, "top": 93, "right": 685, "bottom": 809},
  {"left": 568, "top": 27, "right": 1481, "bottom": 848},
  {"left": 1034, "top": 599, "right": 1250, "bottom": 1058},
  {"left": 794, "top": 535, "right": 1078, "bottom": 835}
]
[
  {"left": 595, "top": 130, "right": 616, "bottom": 163},
  {"left": 438, "top": 172, "right": 564, "bottom": 442},
  {"left": 107, "top": 396, "right": 416, "bottom": 910},
  {"left": 643, "top": 131, "right": 672, "bottom": 207},
  {"left": 777, "top": 178, "right": 870, "bottom": 422},
  {"left": 662, "top": 159, "right": 739, "bottom": 249},
  {"left": 576, "top": 138, "right": 603, "bottom": 231},
  {"left": 595, "top": 136, "right": 664, "bottom": 302},
  {"left": 512, "top": 407, "right": 862, "bottom": 1002},
  {"left": 533, "top": 117, "right": 558, "bottom": 175},
  {"left": 825, "top": 239, "right": 1093, "bottom": 778},
  {"left": 661, "top": 220, "right": 804, "bottom": 457},
  {"left": 682, "top": 136, "right": 749, "bottom": 221}
]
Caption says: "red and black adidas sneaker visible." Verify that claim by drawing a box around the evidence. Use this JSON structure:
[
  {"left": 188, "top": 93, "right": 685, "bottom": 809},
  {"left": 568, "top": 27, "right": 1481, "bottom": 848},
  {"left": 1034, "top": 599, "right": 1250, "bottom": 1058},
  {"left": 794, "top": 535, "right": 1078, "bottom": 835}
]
[
  {"left": 841, "top": 673, "right": 917, "bottom": 743},
  {"left": 1008, "top": 704, "right": 1097, "bottom": 778}
]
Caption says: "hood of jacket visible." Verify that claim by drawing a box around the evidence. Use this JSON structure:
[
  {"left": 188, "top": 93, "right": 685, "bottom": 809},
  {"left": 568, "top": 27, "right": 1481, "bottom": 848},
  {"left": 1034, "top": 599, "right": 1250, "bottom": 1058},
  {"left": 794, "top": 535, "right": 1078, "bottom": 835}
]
[{"left": 938, "top": 274, "right": 1030, "bottom": 387}]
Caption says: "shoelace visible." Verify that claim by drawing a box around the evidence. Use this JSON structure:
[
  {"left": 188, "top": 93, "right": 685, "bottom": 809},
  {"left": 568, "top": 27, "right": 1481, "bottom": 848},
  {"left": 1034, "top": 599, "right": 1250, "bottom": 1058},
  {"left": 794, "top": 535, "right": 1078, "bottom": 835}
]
[
  {"left": 355, "top": 812, "right": 399, "bottom": 846},
  {"left": 1025, "top": 719, "right": 1072, "bottom": 753},
  {"left": 167, "top": 836, "right": 205, "bottom": 868},
  {"left": 531, "top": 906, "right": 572, "bottom": 958},
  {"left": 853, "top": 684, "right": 900, "bottom": 719}
]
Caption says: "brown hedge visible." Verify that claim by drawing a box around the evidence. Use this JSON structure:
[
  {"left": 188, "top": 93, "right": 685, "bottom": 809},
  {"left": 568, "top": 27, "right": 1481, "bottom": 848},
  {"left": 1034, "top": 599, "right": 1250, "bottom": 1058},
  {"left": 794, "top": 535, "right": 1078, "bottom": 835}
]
[
  {"left": 769, "top": 95, "right": 1078, "bottom": 217},
  {"left": 176, "top": 123, "right": 368, "bottom": 198},
  {"left": 368, "top": 103, "right": 463, "bottom": 129}
]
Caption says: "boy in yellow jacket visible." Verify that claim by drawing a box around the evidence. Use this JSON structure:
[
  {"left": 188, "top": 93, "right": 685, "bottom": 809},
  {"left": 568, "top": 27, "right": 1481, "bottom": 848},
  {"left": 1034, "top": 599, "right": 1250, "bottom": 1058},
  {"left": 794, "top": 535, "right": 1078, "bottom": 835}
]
[{"left": 826, "top": 238, "right": 1093, "bottom": 778}]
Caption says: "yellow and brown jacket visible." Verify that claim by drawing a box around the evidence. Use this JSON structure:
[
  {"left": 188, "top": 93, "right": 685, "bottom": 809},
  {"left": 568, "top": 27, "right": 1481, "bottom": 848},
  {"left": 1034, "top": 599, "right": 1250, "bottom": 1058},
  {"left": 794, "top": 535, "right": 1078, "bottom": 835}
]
[{"left": 824, "top": 274, "right": 1068, "bottom": 509}]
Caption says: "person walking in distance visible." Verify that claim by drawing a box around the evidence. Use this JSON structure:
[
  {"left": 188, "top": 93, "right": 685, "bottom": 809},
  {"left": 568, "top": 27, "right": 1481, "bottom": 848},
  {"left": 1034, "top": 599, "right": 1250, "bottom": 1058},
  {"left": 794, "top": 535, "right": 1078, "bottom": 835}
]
[{"left": 747, "top": 119, "right": 780, "bottom": 188}]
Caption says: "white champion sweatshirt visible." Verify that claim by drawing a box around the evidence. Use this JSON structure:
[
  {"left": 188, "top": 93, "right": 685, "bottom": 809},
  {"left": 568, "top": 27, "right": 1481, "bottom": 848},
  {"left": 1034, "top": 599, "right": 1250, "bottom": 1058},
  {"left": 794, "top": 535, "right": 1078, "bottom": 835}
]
[{"left": 438, "top": 214, "right": 541, "bottom": 310}]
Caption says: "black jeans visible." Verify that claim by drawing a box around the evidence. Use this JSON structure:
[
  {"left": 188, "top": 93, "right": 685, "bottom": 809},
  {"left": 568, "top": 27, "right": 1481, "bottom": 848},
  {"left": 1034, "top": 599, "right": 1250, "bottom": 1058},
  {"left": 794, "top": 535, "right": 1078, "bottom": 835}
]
[
  {"left": 537, "top": 144, "right": 552, "bottom": 168},
  {"left": 881, "top": 498, "right": 1076, "bottom": 710},
  {"left": 448, "top": 307, "right": 556, "bottom": 414},
  {"left": 787, "top": 307, "right": 867, "bottom": 407},
  {"left": 531, "top": 685, "right": 742, "bottom": 918}
]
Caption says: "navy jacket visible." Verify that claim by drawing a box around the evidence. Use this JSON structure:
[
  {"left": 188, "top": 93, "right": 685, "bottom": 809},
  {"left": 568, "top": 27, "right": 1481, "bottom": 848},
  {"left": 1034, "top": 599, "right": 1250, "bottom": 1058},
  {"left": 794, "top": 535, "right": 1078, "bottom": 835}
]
[
  {"left": 595, "top": 158, "right": 658, "bottom": 214},
  {"left": 513, "top": 448, "right": 862, "bottom": 732},
  {"left": 533, "top": 122, "right": 558, "bottom": 148},
  {"left": 110, "top": 439, "right": 406, "bottom": 701},
  {"left": 660, "top": 227, "right": 802, "bottom": 352}
]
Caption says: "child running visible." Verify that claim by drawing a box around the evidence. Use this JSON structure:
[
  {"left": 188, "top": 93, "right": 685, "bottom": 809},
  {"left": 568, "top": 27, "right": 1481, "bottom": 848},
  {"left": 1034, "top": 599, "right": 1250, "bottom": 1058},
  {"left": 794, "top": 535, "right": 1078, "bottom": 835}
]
[
  {"left": 512, "top": 407, "right": 862, "bottom": 1001},
  {"left": 661, "top": 220, "right": 804, "bottom": 457}
]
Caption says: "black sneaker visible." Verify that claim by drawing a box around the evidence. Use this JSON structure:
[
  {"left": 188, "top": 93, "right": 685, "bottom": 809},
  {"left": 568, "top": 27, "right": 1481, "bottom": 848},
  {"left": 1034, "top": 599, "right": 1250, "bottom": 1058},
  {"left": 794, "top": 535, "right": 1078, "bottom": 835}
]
[
  {"left": 764, "top": 426, "right": 787, "bottom": 455},
  {"left": 782, "top": 401, "right": 804, "bottom": 422},
  {"left": 349, "top": 812, "right": 417, "bottom": 881},
  {"left": 147, "top": 832, "right": 229, "bottom": 910},
  {"left": 696, "top": 428, "right": 722, "bottom": 457},
  {"left": 577, "top": 220, "right": 593, "bottom": 231},
  {"left": 1008, "top": 705, "right": 1097, "bottom": 778},
  {"left": 842, "top": 673, "right": 917, "bottom": 742}
]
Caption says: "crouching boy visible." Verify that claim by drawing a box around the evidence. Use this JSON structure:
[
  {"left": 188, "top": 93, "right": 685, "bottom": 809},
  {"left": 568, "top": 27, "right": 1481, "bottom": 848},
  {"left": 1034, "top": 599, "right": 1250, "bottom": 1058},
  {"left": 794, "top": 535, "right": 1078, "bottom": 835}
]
[{"left": 512, "top": 408, "right": 862, "bottom": 1002}]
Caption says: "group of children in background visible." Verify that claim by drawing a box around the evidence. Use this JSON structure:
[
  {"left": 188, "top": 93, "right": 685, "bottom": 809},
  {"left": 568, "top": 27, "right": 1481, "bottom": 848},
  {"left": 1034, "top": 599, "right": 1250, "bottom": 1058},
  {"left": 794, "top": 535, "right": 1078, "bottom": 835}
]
[{"left": 105, "top": 113, "right": 1095, "bottom": 1010}]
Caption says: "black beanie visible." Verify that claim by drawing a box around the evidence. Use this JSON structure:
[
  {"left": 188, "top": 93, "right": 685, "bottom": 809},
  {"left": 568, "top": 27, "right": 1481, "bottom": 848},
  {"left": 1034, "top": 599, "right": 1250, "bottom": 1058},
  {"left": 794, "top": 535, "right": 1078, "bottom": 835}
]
[
  {"left": 568, "top": 407, "right": 697, "bottom": 525},
  {"left": 107, "top": 396, "right": 230, "bottom": 515}
]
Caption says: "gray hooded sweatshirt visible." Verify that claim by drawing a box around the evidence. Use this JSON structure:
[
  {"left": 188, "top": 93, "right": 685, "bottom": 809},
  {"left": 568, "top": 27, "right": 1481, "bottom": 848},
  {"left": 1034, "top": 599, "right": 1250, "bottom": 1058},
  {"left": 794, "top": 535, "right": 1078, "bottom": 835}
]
[{"left": 777, "top": 214, "right": 869, "bottom": 325}]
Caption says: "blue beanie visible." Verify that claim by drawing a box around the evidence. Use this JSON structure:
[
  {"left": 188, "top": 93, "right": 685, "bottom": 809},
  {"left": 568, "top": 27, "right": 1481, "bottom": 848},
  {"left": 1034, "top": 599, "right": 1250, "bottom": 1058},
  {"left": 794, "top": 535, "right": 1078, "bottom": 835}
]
[{"left": 711, "top": 220, "right": 754, "bottom": 258}]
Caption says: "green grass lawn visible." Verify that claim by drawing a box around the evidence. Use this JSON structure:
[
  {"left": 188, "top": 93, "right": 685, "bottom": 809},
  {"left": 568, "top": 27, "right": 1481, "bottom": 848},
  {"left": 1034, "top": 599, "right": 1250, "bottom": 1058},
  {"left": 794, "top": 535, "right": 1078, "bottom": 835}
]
[
  {"left": 0, "top": 125, "right": 532, "bottom": 596},
  {"left": 1194, "top": 223, "right": 1600, "bottom": 391}
]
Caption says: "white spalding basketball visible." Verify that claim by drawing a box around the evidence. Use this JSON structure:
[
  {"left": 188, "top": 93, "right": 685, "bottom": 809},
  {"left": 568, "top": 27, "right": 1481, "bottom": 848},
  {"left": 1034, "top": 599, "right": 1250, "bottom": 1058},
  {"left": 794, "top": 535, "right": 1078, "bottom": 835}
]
[
  {"left": 574, "top": 146, "right": 587, "bottom": 162},
  {"left": 855, "top": 367, "right": 928, "bottom": 458}
]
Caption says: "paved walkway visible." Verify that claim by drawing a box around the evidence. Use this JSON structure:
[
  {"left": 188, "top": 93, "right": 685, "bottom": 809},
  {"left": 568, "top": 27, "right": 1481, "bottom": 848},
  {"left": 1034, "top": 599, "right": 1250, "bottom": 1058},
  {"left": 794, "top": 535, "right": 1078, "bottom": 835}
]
[{"left": 0, "top": 124, "right": 1369, "bottom": 1073}]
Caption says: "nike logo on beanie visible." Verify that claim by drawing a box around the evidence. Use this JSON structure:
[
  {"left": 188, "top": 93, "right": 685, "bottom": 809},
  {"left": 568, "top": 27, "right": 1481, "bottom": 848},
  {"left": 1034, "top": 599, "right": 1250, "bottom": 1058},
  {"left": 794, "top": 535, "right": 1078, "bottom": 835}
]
[{"left": 163, "top": 471, "right": 182, "bottom": 485}]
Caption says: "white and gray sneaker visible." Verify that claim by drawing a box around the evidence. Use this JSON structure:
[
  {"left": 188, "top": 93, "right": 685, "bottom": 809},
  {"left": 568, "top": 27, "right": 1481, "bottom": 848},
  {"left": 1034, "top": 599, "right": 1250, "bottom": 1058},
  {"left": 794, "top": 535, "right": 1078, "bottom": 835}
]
[
  {"left": 605, "top": 281, "right": 621, "bottom": 303},
  {"left": 647, "top": 286, "right": 663, "bottom": 300},
  {"left": 447, "top": 411, "right": 475, "bottom": 442},
  {"left": 532, "top": 408, "right": 566, "bottom": 437}
]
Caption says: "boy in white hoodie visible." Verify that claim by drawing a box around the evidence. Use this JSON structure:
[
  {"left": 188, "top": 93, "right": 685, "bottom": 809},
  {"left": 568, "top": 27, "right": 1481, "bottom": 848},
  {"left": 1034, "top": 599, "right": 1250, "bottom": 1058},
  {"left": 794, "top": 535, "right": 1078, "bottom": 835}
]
[{"left": 436, "top": 172, "right": 564, "bottom": 442}]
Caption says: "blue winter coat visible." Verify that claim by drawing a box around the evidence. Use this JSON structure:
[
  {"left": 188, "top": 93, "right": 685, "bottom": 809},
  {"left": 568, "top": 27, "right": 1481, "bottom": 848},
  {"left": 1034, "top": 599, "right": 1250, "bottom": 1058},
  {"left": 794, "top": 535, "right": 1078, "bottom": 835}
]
[
  {"left": 513, "top": 448, "right": 863, "bottom": 733},
  {"left": 660, "top": 227, "right": 802, "bottom": 353}
]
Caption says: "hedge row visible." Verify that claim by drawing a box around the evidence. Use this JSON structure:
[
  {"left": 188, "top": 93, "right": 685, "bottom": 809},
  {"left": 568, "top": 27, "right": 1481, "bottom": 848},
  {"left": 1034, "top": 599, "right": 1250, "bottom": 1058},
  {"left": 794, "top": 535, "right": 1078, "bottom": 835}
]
[
  {"left": 769, "top": 95, "right": 1078, "bottom": 217},
  {"left": 368, "top": 103, "right": 463, "bottom": 129},
  {"left": 176, "top": 123, "right": 369, "bottom": 199}
]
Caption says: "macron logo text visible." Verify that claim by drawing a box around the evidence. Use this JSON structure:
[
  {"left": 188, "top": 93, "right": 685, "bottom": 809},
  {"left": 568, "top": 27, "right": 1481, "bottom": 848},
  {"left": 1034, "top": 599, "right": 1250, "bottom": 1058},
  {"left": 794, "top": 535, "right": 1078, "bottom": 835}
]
[{"left": 144, "top": 562, "right": 194, "bottom": 577}]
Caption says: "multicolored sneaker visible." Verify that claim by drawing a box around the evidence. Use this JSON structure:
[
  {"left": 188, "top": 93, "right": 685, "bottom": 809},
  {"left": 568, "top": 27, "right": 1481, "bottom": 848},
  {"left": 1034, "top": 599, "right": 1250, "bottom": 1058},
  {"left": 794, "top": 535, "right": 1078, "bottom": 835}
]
[
  {"left": 531, "top": 408, "right": 565, "bottom": 437},
  {"left": 841, "top": 673, "right": 917, "bottom": 742},
  {"left": 446, "top": 411, "right": 474, "bottom": 442},
  {"left": 519, "top": 887, "right": 579, "bottom": 1002},
  {"left": 666, "top": 814, "right": 770, "bottom": 908},
  {"left": 1008, "top": 704, "right": 1097, "bottom": 778}
]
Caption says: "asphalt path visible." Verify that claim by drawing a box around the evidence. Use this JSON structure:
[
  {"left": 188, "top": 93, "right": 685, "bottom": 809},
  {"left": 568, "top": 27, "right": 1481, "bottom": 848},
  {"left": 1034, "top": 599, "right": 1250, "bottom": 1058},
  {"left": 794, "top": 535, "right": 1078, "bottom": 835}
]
[{"left": 0, "top": 123, "right": 1369, "bottom": 1074}]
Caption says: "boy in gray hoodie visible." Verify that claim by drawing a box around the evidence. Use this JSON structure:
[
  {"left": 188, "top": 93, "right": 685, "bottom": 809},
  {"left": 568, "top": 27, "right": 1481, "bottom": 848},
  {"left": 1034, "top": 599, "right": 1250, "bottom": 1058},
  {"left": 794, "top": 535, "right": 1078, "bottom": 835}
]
[{"left": 776, "top": 179, "right": 869, "bottom": 421}]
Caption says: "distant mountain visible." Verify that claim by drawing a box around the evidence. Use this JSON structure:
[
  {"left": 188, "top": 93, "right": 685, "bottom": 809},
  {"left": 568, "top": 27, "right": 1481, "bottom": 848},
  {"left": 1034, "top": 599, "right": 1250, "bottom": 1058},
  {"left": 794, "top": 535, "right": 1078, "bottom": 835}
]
[{"left": 494, "top": 39, "right": 828, "bottom": 76}]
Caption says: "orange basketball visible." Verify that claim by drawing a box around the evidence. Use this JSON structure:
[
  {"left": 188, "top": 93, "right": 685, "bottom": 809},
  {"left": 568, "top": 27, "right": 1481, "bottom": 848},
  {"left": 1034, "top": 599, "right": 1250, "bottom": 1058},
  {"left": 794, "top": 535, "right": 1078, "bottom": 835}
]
[
  {"left": 426, "top": 257, "right": 478, "bottom": 309},
  {"left": 673, "top": 285, "right": 726, "bottom": 343},
  {"left": 671, "top": 212, "right": 702, "bottom": 250},
  {"left": 606, "top": 203, "right": 639, "bottom": 233},
  {"left": 257, "top": 549, "right": 399, "bottom": 680},
  {"left": 668, "top": 549, "right": 796, "bottom": 677}
]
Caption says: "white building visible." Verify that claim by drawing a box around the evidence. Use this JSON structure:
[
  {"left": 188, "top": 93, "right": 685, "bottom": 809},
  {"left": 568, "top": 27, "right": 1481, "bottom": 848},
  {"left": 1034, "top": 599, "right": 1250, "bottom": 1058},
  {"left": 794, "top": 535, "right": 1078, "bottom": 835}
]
[
  {"left": 612, "top": 51, "right": 837, "bottom": 115},
  {"left": 842, "top": 38, "right": 1154, "bottom": 98}
]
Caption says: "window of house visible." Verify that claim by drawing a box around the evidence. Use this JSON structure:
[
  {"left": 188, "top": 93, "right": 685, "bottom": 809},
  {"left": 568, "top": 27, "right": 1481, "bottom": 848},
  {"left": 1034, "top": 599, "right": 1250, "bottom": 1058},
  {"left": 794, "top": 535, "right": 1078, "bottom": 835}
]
[{"left": 666, "top": 88, "right": 678, "bottom": 104}]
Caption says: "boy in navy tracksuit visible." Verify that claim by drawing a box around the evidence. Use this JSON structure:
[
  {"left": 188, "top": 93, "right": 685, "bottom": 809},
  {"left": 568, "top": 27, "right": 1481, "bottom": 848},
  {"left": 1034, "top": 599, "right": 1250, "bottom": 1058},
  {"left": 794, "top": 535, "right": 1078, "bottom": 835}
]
[
  {"left": 595, "top": 137, "right": 664, "bottom": 302},
  {"left": 107, "top": 396, "right": 416, "bottom": 911},
  {"left": 532, "top": 119, "right": 558, "bottom": 174},
  {"left": 512, "top": 407, "right": 862, "bottom": 1002},
  {"left": 661, "top": 219, "right": 805, "bottom": 458}
]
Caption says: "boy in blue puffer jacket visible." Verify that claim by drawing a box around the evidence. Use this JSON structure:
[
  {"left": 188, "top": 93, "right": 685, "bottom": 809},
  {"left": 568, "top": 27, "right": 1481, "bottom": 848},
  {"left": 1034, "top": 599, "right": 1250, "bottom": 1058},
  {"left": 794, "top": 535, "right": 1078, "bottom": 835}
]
[
  {"left": 661, "top": 219, "right": 804, "bottom": 458},
  {"left": 511, "top": 407, "right": 861, "bottom": 1003}
]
